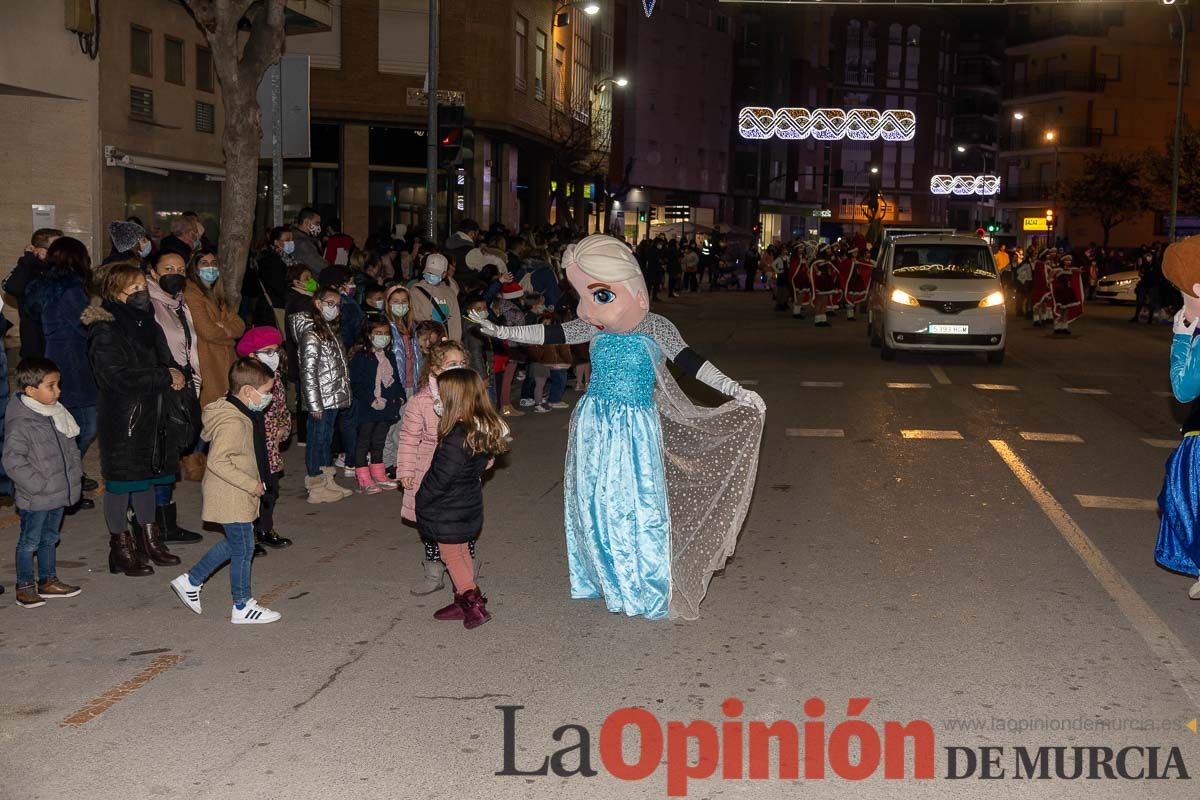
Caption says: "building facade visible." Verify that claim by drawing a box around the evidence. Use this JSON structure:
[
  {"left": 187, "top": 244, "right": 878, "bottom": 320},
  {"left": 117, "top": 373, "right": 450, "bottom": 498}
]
[{"left": 999, "top": 3, "right": 1200, "bottom": 248}]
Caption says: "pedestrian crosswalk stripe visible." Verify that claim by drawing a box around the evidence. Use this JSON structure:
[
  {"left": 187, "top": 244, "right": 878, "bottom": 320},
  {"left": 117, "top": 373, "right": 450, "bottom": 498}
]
[
  {"left": 887, "top": 382, "right": 931, "bottom": 389},
  {"left": 1075, "top": 495, "right": 1158, "bottom": 511},
  {"left": 1142, "top": 438, "right": 1179, "bottom": 449},
  {"left": 901, "top": 429, "right": 963, "bottom": 440},
  {"left": 801, "top": 381, "right": 843, "bottom": 388},
  {"left": 974, "top": 383, "right": 1020, "bottom": 391},
  {"left": 928, "top": 365, "right": 951, "bottom": 385},
  {"left": 1063, "top": 387, "right": 1110, "bottom": 395},
  {"left": 786, "top": 428, "right": 844, "bottom": 438},
  {"left": 1020, "top": 432, "right": 1084, "bottom": 443}
]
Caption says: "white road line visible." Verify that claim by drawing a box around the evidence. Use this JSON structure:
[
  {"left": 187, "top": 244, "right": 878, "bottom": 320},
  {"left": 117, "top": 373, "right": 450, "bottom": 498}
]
[
  {"left": 991, "top": 440, "right": 1200, "bottom": 713},
  {"left": 1143, "top": 438, "right": 1179, "bottom": 449},
  {"left": 800, "top": 381, "right": 844, "bottom": 388},
  {"left": 1075, "top": 495, "right": 1159, "bottom": 511},
  {"left": 887, "top": 382, "right": 931, "bottom": 389},
  {"left": 1062, "top": 387, "right": 1111, "bottom": 396},
  {"left": 786, "top": 428, "right": 845, "bottom": 438},
  {"left": 928, "top": 365, "right": 951, "bottom": 385},
  {"left": 1019, "top": 432, "right": 1084, "bottom": 443},
  {"left": 973, "top": 383, "right": 1020, "bottom": 391},
  {"left": 901, "top": 429, "right": 963, "bottom": 440}
]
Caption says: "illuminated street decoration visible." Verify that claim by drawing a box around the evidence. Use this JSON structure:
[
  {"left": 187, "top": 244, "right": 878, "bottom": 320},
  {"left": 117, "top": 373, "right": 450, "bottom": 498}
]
[
  {"left": 929, "top": 175, "right": 1001, "bottom": 196},
  {"left": 738, "top": 107, "right": 916, "bottom": 141},
  {"left": 643, "top": 0, "right": 657, "bottom": 16}
]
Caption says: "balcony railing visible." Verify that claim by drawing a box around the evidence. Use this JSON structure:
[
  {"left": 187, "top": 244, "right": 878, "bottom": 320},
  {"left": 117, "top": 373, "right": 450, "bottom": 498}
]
[
  {"left": 1002, "top": 127, "right": 1104, "bottom": 151},
  {"left": 1004, "top": 71, "right": 1106, "bottom": 99}
]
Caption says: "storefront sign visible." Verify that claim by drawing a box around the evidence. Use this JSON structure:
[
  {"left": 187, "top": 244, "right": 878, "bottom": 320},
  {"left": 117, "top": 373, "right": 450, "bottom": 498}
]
[
  {"left": 31, "top": 204, "right": 55, "bottom": 230},
  {"left": 1023, "top": 217, "right": 1049, "bottom": 232}
]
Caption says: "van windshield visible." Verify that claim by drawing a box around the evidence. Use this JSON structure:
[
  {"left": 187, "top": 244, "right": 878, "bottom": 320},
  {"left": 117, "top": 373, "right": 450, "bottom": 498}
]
[{"left": 891, "top": 244, "right": 996, "bottom": 279}]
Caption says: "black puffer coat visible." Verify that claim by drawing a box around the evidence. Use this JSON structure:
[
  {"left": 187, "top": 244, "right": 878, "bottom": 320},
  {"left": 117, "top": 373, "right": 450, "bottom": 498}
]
[
  {"left": 84, "top": 300, "right": 176, "bottom": 482},
  {"left": 415, "top": 422, "right": 489, "bottom": 544}
]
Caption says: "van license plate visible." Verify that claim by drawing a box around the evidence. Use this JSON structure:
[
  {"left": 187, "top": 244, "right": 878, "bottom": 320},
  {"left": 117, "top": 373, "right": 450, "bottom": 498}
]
[{"left": 928, "top": 324, "right": 969, "bottom": 335}]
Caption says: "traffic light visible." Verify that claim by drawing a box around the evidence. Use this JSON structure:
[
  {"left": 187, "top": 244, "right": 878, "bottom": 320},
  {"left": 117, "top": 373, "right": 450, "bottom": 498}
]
[
  {"left": 638, "top": 210, "right": 647, "bottom": 223},
  {"left": 752, "top": 222, "right": 762, "bottom": 236},
  {"left": 438, "top": 106, "right": 472, "bottom": 165},
  {"left": 1045, "top": 208, "right": 1055, "bottom": 228},
  {"left": 985, "top": 221, "right": 1000, "bottom": 234}
]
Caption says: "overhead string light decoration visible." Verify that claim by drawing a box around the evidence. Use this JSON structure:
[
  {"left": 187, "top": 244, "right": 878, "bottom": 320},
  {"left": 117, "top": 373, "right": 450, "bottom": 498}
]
[
  {"left": 738, "top": 107, "right": 916, "bottom": 142},
  {"left": 929, "top": 175, "right": 1001, "bottom": 196},
  {"left": 643, "top": 0, "right": 657, "bottom": 17}
]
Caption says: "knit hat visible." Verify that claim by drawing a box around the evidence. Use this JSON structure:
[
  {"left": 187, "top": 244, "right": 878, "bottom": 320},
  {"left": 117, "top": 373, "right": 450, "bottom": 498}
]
[
  {"left": 424, "top": 253, "right": 449, "bottom": 277},
  {"left": 108, "top": 220, "right": 146, "bottom": 254},
  {"left": 236, "top": 325, "right": 284, "bottom": 357},
  {"left": 500, "top": 281, "right": 524, "bottom": 300},
  {"left": 317, "top": 265, "right": 350, "bottom": 289}
]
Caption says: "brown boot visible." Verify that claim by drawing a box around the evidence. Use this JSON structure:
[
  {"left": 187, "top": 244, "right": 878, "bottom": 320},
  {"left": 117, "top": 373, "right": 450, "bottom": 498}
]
[
  {"left": 133, "top": 523, "right": 181, "bottom": 567},
  {"left": 108, "top": 532, "right": 154, "bottom": 576}
]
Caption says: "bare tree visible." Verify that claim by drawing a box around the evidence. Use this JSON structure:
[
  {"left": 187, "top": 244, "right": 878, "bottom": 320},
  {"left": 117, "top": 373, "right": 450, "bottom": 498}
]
[
  {"left": 547, "top": 90, "right": 613, "bottom": 230},
  {"left": 183, "top": 0, "right": 288, "bottom": 305}
]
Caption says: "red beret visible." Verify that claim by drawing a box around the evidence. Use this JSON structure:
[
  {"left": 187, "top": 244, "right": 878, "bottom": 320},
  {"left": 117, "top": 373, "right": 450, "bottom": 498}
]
[{"left": 236, "top": 325, "right": 284, "bottom": 357}]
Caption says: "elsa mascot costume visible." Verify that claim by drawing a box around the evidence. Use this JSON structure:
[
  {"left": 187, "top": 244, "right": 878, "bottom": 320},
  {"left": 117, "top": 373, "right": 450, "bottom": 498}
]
[{"left": 482, "top": 235, "right": 765, "bottom": 620}]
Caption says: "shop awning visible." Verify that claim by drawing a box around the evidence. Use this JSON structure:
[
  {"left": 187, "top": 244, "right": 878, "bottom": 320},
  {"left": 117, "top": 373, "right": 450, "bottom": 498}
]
[{"left": 104, "top": 147, "right": 225, "bottom": 181}]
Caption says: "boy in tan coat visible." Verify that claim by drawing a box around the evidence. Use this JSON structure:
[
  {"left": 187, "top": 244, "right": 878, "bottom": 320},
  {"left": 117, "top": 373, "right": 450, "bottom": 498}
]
[{"left": 170, "top": 358, "right": 282, "bottom": 624}]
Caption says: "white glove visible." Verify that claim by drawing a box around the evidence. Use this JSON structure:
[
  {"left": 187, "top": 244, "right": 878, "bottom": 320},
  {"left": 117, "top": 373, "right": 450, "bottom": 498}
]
[
  {"left": 478, "top": 319, "right": 501, "bottom": 338},
  {"left": 735, "top": 388, "right": 766, "bottom": 414},
  {"left": 479, "top": 322, "right": 546, "bottom": 345},
  {"left": 1174, "top": 309, "right": 1199, "bottom": 336}
]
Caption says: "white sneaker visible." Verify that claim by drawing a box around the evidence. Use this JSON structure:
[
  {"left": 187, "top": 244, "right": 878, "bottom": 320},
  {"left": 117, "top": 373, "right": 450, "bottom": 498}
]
[
  {"left": 334, "top": 454, "right": 346, "bottom": 468},
  {"left": 231, "top": 598, "right": 281, "bottom": 624},
  {"left": 342, "top": 466, "right": 356, "bottom": 478},
  {"left": 519, "top": 398, "right": 535, "bottom": 408},
  {"left": 1189, "top": 578, "right": 1200, "bottom": 600},
  {"left": 171, "top": 573, "right": 203, "bottom": 614},
  {"left": 548, "top": 401, "right": 570, "bottom": 409},
  {"left": 534, "top": 404, "right": 551, "bottom": 413}
]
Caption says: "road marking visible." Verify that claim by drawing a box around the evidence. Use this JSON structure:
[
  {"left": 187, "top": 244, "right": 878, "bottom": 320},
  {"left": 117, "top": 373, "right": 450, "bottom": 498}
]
[
  {"left": 1019, "top": 432, "right": 1084, "bottom": 443},
  {"left": 974, "top": 383, "right": 1020, "bottom": 391},
  {"left": 786, "top": 428, "right": 844, "bottom": 438},
  {"left": 800, "top": 381, "right": 843, "bottom": 388},
  {"left": 928, "top": 365, "right": 951, "bottom": 385},
  {"left": 1063, "top": 387, "right": 1111, "bottom": 396},
  {"left": 1143, "top": 438, "right": 1179, "bottom": 449},
  {"left": 887, "top": 382, "right": 931, "bottom": 389},
  {"left": 990, "top": 439, "right": 1200, "bottom": 712},
  {"left": 901, "top": 429, "right": 963, "bottom": 440},
  {"left": 61, "top": 654, "right": 184, "bottom": 727},
  {"left": 1076, "top": 495, "right": 1159, "bottom": 511}
]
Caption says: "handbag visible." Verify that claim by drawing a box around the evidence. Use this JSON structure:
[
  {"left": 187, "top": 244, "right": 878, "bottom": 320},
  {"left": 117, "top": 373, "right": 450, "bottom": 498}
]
[{"left": 152, "top": 386, "right": 201, "bottom": 475}]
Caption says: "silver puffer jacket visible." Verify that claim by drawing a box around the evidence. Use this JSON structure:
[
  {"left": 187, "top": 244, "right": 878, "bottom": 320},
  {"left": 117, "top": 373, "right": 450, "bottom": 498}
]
[{"left": 291, "top": 311, "right": 351, "bottom": 412}]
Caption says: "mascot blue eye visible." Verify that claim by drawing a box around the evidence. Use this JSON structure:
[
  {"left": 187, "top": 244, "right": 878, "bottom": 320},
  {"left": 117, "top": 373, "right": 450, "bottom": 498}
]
[{"left": 593, "top": 289, "right": 616, "bottom": 304}]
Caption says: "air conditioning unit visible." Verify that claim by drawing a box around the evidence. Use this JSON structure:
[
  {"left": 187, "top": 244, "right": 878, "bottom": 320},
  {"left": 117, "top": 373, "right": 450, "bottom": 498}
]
[{"left": 65, "top": 0, "right": 94, "bottom": 34}]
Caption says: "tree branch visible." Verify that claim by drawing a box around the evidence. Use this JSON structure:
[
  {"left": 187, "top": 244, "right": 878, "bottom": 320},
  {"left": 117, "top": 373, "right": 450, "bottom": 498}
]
[{"left": 239, "top": 0, "right": 287, "bottom": 86}]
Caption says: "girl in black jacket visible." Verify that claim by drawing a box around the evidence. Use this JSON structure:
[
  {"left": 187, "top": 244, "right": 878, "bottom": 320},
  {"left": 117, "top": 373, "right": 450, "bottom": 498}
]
[{"left": 415, "top": 366, "right": 508, "bottom": 629}]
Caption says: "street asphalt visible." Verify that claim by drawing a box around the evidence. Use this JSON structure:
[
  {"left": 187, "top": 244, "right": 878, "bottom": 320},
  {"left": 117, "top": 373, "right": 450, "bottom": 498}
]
[{"left": 3, "top": 290, "right": 1199, "bottom": 799}]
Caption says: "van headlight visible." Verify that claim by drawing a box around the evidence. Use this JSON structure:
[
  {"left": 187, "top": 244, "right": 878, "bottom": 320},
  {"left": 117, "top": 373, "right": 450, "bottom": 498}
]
[
  {"left": 978, "top": 291, "right": 1005, "bottom": 308},
  {"left": 890, "top": 289, "right": 920, "bottom": 307}
]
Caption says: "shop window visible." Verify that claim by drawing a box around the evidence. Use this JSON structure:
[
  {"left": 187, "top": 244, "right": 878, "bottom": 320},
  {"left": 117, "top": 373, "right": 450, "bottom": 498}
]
[
  {"left": 131, "top": 25, "right": 153, "bottom": 77},
  {"left": 165, "top": 36, "right": 185, "bottom": 85}
]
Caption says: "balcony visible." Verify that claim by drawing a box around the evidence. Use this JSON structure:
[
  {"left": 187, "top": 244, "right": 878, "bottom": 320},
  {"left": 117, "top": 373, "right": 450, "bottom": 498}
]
[
  {"left": 1004, "top": 71, "right": 1106, "bottom": 99},
  {"left": 999, "top": 182, "right": 1056, "bottom": 203},
  {"left": 1002, "top": 127, "right": 1103, "bottom": 151}
]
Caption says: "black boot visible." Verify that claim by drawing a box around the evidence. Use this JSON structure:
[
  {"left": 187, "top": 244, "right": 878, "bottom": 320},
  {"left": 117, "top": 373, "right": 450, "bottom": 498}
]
[
  {"left": 256, "top": 529, "right": 293, "bottom": 549},
  {"left": 157, "top": 502, "right": 202, "bottom": 543}
]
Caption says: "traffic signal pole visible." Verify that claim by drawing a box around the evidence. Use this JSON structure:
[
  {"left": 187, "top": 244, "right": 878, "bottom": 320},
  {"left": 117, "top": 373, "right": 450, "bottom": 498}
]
[{"left": 425, "top": 0, "right": 439, "bottom": 244}]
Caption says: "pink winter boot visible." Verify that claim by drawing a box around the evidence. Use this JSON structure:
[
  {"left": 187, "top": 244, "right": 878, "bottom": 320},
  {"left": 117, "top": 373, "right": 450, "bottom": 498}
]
[
  {"left": 369, "top": 462, "right": 397, "bottom": 490},
  {"left": 355, "top": 466, "right": 381, "bottom": 495}
]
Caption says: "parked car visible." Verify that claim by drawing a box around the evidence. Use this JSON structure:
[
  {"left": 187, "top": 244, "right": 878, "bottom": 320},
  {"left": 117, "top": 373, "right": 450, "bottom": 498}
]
[
  {"left": 867, "top": 234, "right": 1006, "bottom": 364},
  {"left": 1095, "top": 271, "right": 1139, "bottom": 304}
]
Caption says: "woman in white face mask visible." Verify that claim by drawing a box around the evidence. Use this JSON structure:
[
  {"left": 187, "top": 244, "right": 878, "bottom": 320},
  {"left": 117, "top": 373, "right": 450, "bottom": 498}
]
[{"left": 291, "top": 287, "right": 352, "bottom": 504}]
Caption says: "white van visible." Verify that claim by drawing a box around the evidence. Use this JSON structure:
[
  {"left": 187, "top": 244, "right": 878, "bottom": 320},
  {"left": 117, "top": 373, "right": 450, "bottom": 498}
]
[{"left": 866, "top": 234, "right": 1007, "bottom": 364}]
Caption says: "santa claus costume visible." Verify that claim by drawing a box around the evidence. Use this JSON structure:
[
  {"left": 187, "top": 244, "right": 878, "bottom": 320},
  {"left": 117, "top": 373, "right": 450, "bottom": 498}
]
[
  {"left": 1051, "top": 253, "right": 1085, "bottom": 335},
  {"left": 842, "top": 248, "right": 874, "bottom": 321},
  {"left": 810, "top": 243, "right": 840, "bottom": 327},
  {"left": 1030, "top": 247, "right": 1056, "bottom": 328},
  {"left": 789, "top": 244, "right": 813, "bottom": 320}
]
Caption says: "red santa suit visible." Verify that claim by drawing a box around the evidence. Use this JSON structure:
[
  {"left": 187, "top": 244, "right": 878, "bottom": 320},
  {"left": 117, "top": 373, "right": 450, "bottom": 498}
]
[
  {"left": 844, "top": 253, "right": 874, "bottom": 311},
  {"left": 1051, "top": 254, "right": 1085, "bottom": 334},
  {"left": 810, "top": 245, "right": 839, "bottom": 327},
  {"left": 789, "top": 251, "right": 812, "bottom": 318},
  {"left": 1030, "top": 249, "right": 1056, "bottom": 327}
]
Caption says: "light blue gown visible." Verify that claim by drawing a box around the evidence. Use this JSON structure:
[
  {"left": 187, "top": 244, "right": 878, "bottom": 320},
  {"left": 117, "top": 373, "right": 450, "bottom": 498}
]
[{"left": 564, "top": 332, "right": 672, "bottom": 619}]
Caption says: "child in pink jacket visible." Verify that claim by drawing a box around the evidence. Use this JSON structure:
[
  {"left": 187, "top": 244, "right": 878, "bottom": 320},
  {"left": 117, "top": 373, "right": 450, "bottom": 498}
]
[{"left": 398, "top": 339, "right": 474, "bottom": 596}]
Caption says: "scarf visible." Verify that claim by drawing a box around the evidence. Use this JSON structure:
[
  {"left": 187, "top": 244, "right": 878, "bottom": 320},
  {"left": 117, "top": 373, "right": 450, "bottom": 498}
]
[
  {"left": 372, "top": 350, "right": 395, "bottom": 410},
  {"left": 227, "top": 393, "right": 271, "bottom": 485},
  {"left": 20, "top": 394, "right": 81, "bottom": 438}
]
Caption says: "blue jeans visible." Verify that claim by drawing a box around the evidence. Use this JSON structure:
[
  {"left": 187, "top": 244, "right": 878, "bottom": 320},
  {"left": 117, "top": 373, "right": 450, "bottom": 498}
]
[
  {"left": 68, "top": 405, "right": 97, "bottom": 459},
  {"left": 0, "top": 345, "right": 10, "bottom": 498},
  {"left": 520, "top": 369, "right": 535, "bottom": 401},
  {"left": 548, "top": 369, "right": 568, "bottom": 403},
  {"left": 338, "top": 402, "right": 360, "bottom": 468},
  {"left": 155, "top": 482, "right": 174, "bottom": 508},
  {"left": 187, "top": 521, "right": 254, "bottom": 605},
  {"left": 306, "top": 409, "right": 338, "bottom": 477},
  {"left": 16, "top": 507, "right": 65, "bottom": 586}
]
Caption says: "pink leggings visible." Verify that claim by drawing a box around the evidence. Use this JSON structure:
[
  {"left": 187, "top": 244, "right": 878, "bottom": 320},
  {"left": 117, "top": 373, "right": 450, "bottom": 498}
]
[
  {"left": 441, "top": 542, "right": 476, "bottom": 592},
  {"left": 498, "top": 361, "right": 519, "bottom": 407}
]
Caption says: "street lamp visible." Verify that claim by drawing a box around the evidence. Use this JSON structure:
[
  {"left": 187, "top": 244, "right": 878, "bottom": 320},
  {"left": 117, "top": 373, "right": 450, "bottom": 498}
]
[
  {"left": 593, "top": 76, "right": 629, "bottom": 94},
  {"left": 956, "top": 144, "right": 967, "bottom": 153},
  {"left": 1012, "top": 111, "right": 1025, "bottom": 121},
  {"left": 870, "top": 166, "right": 879, "bottom": 174},
  {"left": 555, "top": 1, "right": 600, "bottom": 25}
]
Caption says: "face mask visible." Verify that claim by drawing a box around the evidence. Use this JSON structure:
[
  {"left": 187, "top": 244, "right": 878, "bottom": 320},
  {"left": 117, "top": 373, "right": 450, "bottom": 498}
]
[
  {"left": 126, "top": 289, "right": 151, "bottom": 311},
  {"left": 308, "top": 223, "right": 322, "bottom": 237},
  {"left": 158, "top": 274, "right": 186, "bottom": 296},
  {"left": 303, "top": 278, "right": 318, "bottom": 293},
  {"left": 139, "top": 241, "right": 152, "bottom": 259},
  {"left": 390, "top": 303, "right": 409, "bottom": 318},
  {"left": 199, "top": 267, "right": 220, "bottom": 286},
  {"left": 424, "top": 272, "right": 442, "bottom": 286},
  {"left": 533, "top": 305, "right": 546, "bottom": 314},
  {"left": 282, "top": 240, "right": 295, "bottom": 255},
  {"left": 256, "top": 352, "right": 280, "bottom": 372},
  {"left": 320, "top": 305, "right": 339, "bottom": 322},
  {"left": 370, "top": 300, "right": 384, "bottom": 310},
  {"left": 372, "top": 334, "right": 391, "bottom": 349},
  {"left": 247, "top": 390, "right": 273, "bottom": 412},
  {"left": 468, "top": 309, "right": 488, "bottom": 323}
]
